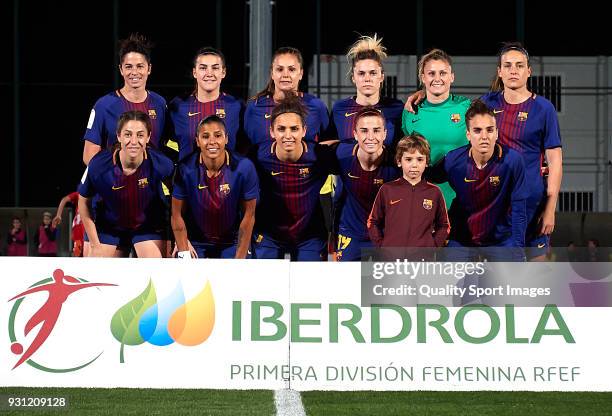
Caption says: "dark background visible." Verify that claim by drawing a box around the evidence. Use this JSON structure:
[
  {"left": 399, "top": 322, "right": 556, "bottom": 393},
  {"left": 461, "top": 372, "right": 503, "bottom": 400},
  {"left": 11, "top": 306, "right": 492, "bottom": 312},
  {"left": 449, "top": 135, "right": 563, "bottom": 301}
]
[{"left": 1, "top": 0, "right": 609, "bottom": 207}]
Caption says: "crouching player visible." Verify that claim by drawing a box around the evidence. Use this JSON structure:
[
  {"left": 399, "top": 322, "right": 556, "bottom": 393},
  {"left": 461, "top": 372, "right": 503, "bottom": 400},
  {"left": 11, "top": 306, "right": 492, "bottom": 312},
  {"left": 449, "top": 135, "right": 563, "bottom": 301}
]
[
  {"left": 250, "top": 95, "right": 336, "bottom": 261},
  {"left": 171, "top": 115, "right": 258, "bottom": 259},
  {"left": 428, "top": 99, "right": 529, "bottom": 261},
  {"left": 334, "top": 107, "right": 400, "bottom": 261},
  {"left": 79, "top": 110, "right": 174, "bottom": 257},
  {"left": 367, "top": 134, "right": 449, "bottom": 259}
]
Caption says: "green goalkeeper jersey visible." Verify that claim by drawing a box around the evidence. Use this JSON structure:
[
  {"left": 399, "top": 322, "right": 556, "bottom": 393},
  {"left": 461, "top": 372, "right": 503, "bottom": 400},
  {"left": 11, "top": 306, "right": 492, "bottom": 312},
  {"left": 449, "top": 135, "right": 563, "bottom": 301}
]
[{"left": 402, "top": 94, "right": 471, "bottom": 208}]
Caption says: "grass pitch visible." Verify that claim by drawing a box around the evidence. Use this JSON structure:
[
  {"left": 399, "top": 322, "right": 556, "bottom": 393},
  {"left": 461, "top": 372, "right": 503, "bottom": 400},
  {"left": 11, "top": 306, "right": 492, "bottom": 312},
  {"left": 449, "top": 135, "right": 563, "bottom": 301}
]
[
  {"left": 2, "top": 388, "right": 612, "bottom": 415},
  {"left": 301, "top": 390, "right": 612, "bottom": 415}
]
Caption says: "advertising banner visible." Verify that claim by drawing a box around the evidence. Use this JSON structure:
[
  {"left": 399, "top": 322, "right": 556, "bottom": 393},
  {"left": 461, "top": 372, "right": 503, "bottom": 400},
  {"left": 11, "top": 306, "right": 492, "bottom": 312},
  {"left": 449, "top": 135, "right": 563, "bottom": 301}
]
[{"left": 2, "top": 258, "right": 611, "bottom": 391}]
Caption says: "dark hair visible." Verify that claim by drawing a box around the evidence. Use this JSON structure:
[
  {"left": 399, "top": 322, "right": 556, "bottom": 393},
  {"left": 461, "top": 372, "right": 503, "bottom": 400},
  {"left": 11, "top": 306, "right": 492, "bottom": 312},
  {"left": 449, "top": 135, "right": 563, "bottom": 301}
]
[
  {"left": 254, "top": 47, "right": 304, "bottom": 99},
  {"left": 465, "top": 99, "right": 496, "bottom": 129},
  {"left": 395, "top": 133, "right": 431, "bottom": 165},
  {"left": 193, "top": 47, "right": 226, "bottom": 68},
  {"left": 196, "top": 115, "right": 227, "bottom": 137},
  {"left": 353, "top": 106, "right": 386, "bottom": 128},
  {"left": 116, "top": 110, "right": 152, "bottom": 136},
  {"left": 118, "top": 33, "right": 153, "bottom": 65},
  {"left": 270, "top": 93, "right": 308, "bottom": 127},
  {"left": 490, "top": 41, "right": 530, "bottom": 92},
  {"left": 346, "top": 35, "right": 387, "bottom": 79},
  {"left": 417, "top": 48, "right": 453, "bottom": 87}
]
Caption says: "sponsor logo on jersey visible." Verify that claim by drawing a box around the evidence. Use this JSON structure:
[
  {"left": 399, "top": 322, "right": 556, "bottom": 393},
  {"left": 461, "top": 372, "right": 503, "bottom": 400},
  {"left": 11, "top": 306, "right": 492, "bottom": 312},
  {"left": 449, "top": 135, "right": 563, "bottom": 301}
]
[
  {"left": 422, "top": 199, "right": 433, "bottom": 210},
  {"left": 518, "top": 111, "right": 528, "bottom": 122},
  {"left": 450, "top": 113, "right": 461, "bottom": 123},
  {"left": 112, "top": 185, "right": 125, "bottom": 191},
  {"left": 188, "top": 111, "right": 201, "bottom": 117},
  {"left": 198, "top": 184, "right": 208, "bottom": 190},
  {"left": 489, "top": 176, "right": 501, "bottom": 186},
  {"left": 264, "top": 113, "right": 271, "bottom": 119},
  {"left": 464, "top": 178, "right": 477, "bottom": 183},
  {"left": 347, "top": 172, "right": 360, "bottom": 179},
  {"left": 271, "top": 171, "right": 283, "bottom": 176},
  {"left": 390, "top": 199, "right": 402, "bottom": 205},
  {"left": 493, "top": 109, "right": 504, "bottom": 114},
  {"left": 345, "top": 111, "right": 358, "bottom": 117}
]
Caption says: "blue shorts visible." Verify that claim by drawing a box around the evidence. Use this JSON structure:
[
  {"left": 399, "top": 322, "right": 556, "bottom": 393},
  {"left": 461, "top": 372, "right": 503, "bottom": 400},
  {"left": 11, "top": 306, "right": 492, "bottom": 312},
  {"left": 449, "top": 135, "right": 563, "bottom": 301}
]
[
  {"left": 252, "top": 233, "right": 327, "bottom": 261},
  {"left": 85, "top": 227, "right": 165, "bottom": 249},
  {"left": 445, "top": 239, "right": 525, "bottom": 262},
  {"left": 191, "top": 241, "right": 251, "bottom": 259},
  {"left": 336, "top": 233, "right": 373, "bottom": 261}
]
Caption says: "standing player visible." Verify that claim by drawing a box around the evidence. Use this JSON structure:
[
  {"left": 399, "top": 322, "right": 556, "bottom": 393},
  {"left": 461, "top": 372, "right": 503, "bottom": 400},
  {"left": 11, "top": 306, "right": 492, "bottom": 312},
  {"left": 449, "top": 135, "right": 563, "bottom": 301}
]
[
  {"left": 368, "top": 134, "right": 449, "bottom": 249},
  {"left": 481, "top": 42, "right": 562, "bottom": 260},
  {"left": 428, "top": 100, "right": 529, "bottom": 261},
  {"left": 53, "top": 191, "right": 85, "bottom": 257},
  {"left": 171, "top": 115, "right": 258, "bottom": 259},
  {"left": 244, "top": 47, "right": 329, "bottom": 145},
  {"left": 79, "top": 111, "right": 174, "bottom": 258},
  {"left": 168, "top": 47, "right": 244, "bottom": 161},
  {"left": 334, "top": 108, "right": 400, "bottom": 261},
  {"left": 405, "top": 43, "right": 562, "bottom": 260},
  {"left": 401, "top": 49, "right": 471, "bottom": 209},
  {"left": 83, "top": 33, "right": 166, "bottom": 165},
  {"left": 250, "top": 95, "right": 336, "bottom": 261},
  {"left": 327, "top": 35, "right": 403, "bottom": 146}
]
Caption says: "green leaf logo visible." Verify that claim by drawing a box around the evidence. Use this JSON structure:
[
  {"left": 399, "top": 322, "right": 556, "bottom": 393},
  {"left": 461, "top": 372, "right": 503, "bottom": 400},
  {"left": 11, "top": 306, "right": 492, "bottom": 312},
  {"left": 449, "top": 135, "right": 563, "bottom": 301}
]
[{"left": 110, "top": 279, "right": 157, "bottom": 363}]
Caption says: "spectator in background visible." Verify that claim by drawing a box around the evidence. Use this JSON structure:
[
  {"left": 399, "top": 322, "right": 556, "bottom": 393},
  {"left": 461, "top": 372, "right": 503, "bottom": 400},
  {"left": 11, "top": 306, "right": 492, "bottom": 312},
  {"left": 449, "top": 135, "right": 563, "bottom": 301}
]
[
  {"left": 7, "top": 217, "right": 27, "bottom": 256},
  {"left": 53, "top": 191, "right": 85, "bottom": 257},
  {"left": 586, "top": 239, "right": 608, "bottom": 262},
  {"left": 35, "top": 212, "right": 58, "bottom": 257}
]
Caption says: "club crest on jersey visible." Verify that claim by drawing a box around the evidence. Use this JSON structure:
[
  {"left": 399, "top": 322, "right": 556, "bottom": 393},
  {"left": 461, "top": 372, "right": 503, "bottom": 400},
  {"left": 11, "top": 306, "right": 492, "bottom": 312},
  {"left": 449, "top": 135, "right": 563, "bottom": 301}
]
[
  {"left": 148, "top": 109, "right": 157, "bottom": 120},
  {"left": 298, "top": 167, "right": 310, "bottom": 178},
  {"left": 517, "top": 111, "right": 528, "bottom": 122},
  {"left": 373, "top": 178, "right": 384, "bottom": 185},
  {"left": 219, "top": 183, "right": 231, "bottom": 195},
  {"left": 450, "top": 113, "right": 461, "bottom": 123},
  {"left": 138, "top": 178, "right": 149, "bottom": 188},
  {"left": 216, "top": 108, "right": 226, "bottom": 119},
  {"left": 489, "top": 176, "right": 500, "bottom": 186},
  {"left": 422, "top": 199, "right": 433, "bottom": 210}
]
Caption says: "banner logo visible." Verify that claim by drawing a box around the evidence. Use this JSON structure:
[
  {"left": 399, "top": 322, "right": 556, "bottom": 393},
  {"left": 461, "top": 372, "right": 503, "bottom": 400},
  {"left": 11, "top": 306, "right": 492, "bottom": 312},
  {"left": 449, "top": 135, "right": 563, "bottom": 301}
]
[
  {"left": 110, "top": 279, "right": 215, "bottom": 363},
  {"left": 8, "top": 269, "right": 116, "bottom": 372}
]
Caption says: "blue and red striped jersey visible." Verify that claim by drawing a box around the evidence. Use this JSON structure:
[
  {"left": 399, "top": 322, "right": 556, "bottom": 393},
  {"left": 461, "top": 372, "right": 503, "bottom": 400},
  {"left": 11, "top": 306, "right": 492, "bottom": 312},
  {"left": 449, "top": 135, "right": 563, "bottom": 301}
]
[
  {"left": 173, "top": 151, "right": 259, "bottom": 245},
  {"left": 244, "top": 93, "right": 329, "bottom": 145},
  {"left": 78, "top": 148, "right": 174, "bottom": 232},
  {"left": 250, "top": 141, "right": 336, "bottom": 243},
  {"left": 83, "top": 90, "right": 167, "bottom": 149},
  {"left": 326, "top": 96, "right": 404, "bottom": 145},
  {"left": 480, "top": 92, "right": 562, "bottom": 199},
  {"left": 430, "top": 143, "right": 529, "bottom": 247},
  {"left": 168, "top": 92, "right": 244, "bottom": 161},
  {"left": 336, "top": 143, "right": 400, "bottom": 240}
]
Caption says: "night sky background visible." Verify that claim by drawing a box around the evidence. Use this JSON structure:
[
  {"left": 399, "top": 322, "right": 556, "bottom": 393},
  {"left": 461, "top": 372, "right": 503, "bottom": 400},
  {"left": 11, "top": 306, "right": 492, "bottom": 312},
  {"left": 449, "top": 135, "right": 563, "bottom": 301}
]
[{"left": 1, "top": 0, "right": 609, "bottom": 207}]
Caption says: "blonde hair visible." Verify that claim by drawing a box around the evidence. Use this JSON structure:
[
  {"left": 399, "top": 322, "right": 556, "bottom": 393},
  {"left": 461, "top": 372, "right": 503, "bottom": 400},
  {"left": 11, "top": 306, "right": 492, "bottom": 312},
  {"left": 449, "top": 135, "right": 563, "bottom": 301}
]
[{"left": 346, "top": 34, "right": 387, "bottom": 78}]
